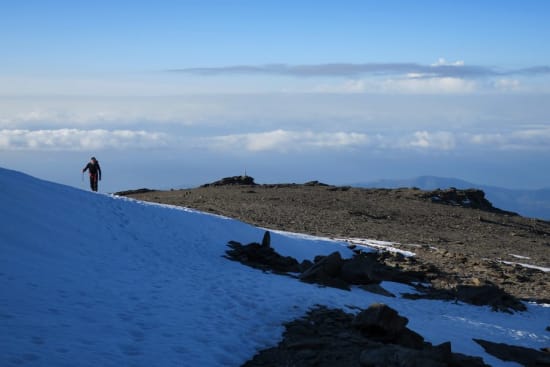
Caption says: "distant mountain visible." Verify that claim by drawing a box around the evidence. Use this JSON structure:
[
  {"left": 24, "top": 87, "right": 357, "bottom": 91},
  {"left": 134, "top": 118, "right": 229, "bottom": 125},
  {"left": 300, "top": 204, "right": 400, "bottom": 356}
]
[{"left": 355, "top": 176, "right": 550, "bottom": 220}]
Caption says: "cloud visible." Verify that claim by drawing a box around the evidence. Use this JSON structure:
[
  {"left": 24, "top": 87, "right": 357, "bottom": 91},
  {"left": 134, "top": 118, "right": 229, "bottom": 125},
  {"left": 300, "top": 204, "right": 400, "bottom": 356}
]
[
  {"left": 380, "top": 77, "right": 477, "bottom": 94},
  {"left": 493, "top": 79, "right": 521, "bottom": 91},
  {"left": 431, "top": 58, "right": 465, "bottom": 67},
  {"left": 0, "top": 129, "right": 170, "bottom": 151},
  {"left": 204, "top": 130, "right": 370, "bottom": 153},
  {"left": 469, "top": 128, "right": 550, "bottom": 151},
  {"left": 403, "top": 131, "right": 457, "bottom": 150},
  {"left": 202, "top": 127, "right": 550, "bottom": 154},
  {"left": 167, "top": 59, "right": 550, "bottom": 80},
  {"left": 167, "top": 61, "right": 496, "bottom": 79}
]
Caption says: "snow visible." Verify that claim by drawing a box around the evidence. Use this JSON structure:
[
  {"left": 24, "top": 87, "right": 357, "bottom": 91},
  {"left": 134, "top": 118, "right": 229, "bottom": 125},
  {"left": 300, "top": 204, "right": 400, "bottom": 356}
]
[
  {"left": 1, "top": 167, "right": 549, "bottom": 367},
  {"left": 500, "top": 260, "right": 550, "bottom": 273},
  {"left": 334, "top": 237, "right": 417, "bottom": 257}
]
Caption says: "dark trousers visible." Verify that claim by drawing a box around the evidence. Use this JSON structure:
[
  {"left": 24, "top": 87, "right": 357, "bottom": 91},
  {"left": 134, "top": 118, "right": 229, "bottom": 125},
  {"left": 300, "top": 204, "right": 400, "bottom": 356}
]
[{"left": 89, "top": 174, "right": 99, "bottom": 192}]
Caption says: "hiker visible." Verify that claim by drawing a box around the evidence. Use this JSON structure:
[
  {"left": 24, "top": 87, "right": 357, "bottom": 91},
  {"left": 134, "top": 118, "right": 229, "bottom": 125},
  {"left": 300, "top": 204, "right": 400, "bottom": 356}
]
[{"left": 82, "top": 157, "right": 102, "bottom": 192}]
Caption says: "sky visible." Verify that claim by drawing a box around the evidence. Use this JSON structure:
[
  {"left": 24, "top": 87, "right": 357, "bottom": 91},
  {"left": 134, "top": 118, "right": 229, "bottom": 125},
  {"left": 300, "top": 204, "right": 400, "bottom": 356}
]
[
  {"left": 1, "top": 166, "right": 549, "bottom": 366},
  {"left": 1, "top": 0, "right": 550, "bottom": 192}
]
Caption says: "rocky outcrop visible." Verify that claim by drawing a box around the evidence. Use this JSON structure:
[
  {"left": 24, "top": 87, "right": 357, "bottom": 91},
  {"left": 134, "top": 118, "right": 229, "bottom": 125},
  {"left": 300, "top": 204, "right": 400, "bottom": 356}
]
[
  {"left": 474, "top": 339, "right": 550, "bottom": 367},
  {"left": 226, "top": 232, "right": 526, "bottom": 312},
  {"left": 404, "top": 282, "right": 526, "bottom": 313},
  {"left": 244, "top": 304, "right": 489, "bottom": 367},
  {"left": 422, "top": 188, "right": 516, "bottom": 215},
  {"left": 115, "top": 188, "right": 156, "bottom": 196},
  {"left": 224, "top": 235, "right": 304, "bottom": 274},
  {"left": 299, "top": 251, "right": 424, "bottom": 291},
  {"left": 201, "top": 175, "right": 256, "bottom": 187}
]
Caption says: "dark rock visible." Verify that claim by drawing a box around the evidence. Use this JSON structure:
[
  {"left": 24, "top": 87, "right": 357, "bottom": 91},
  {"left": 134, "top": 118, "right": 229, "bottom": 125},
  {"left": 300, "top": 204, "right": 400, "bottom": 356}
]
[
  {"left": 201, "top": 175, "right": 255, "bottom": 187},
  {"left": 474, "top": 338, "right": 550, "bottom": 367},
  {"left": 340, "top": 254, "right": 377, "bottom": 284},
  {"left": 245, "top": 305, "right": 489, "bottom": 367},
  {"left": 303, "top": 180, "right": 329, "bottom": 186},
  {"left": 455, "top": 284, "right": 526, "bottom": 312},
  {"left": 422, "top": 188, "right": 516, "bottom": 215},
  {"left": 359, "top": 283, "right": 396, "bottom": 298},
  {"left": 352, "top": 303, "right": 425, "bottom": 350},
  {"left": 114, "top": 188, "right": 156, "bottom": 196},
  {"left": 299, "top": 252, "right": 348, "bottom": 289},
  {"left": 404, "top": 282, "right": 526, "bottom": 313},
  {"left": 261, "top": 231, "right": 270, "bottom": 247},
  {"left": 299, "top": 259, "right": 313, "bottom": 273},
  {"left": 352, "top": 303, "right": 408, "bottom": 337},
  {"left": 360, "top": 343, "right": 446, "bottom": 367},
  {"left": 225, "top": 231, "right": 301, "bottom": 274}
]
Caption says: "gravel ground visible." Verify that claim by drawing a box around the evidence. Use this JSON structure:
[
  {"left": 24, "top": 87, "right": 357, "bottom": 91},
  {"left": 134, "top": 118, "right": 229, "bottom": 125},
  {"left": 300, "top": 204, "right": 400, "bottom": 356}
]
[{"left": 123, "top": 183, "right": 550, "bottom": 302}]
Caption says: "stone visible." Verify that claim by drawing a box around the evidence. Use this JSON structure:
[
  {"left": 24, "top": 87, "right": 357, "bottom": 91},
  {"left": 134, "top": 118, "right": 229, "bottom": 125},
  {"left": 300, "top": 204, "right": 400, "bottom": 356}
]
[
  {"left": 225, "top": 235, "right": 301, "bottom": 274},
  {"left": 474, "top": 338, "right": 550, "bottom": 367},
  {"left": 261, "top": 231, "right": 270, "bottom": 247},
  {"left": 299, "top": 251, "right": 347, "bottom": 289},
  {"left": 352, "top": 303, "right": 408, "bottom": 337}
]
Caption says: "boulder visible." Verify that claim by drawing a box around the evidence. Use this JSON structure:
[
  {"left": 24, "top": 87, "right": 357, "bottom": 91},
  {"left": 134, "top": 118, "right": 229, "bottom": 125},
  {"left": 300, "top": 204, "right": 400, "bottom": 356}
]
[
  {"left": 474, "top": 338, "right": 550, "bottom": 367},
  {"left": 245, "top": 305, "right": 489, "bottom": 367},
  {"left": 299, "top": 252, "right": 348, "bottom": 289},
  {"left": 455, "top": 284, "right": 526, "bottom": 312},
  {"left": 225, "top": 231, "right": 301, "bottom": 274},
  {"left": 353, "top": 303, "right": 425, "bottom": 349},
  {"left": 340, "top": 254, "right": 378, "bottom": 284}
]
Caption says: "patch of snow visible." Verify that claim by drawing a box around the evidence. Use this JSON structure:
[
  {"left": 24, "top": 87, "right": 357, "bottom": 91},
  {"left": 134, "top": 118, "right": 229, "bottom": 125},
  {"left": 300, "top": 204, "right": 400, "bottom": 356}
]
[
  {"left": 500, "top": 260, "right": 550, "bottom": 273},
  {"left": 336, "top": 237, "right": 416, "bottom": 257},
  {"left": 509, "top": 253, "right": 531, "bottom": 260}
]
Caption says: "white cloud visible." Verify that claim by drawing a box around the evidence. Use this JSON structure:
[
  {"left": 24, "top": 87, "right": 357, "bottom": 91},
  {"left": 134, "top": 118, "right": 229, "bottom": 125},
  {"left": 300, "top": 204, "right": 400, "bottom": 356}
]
[
  {"left": 405, "top": 131, "right": 457, "bottom": 150},
  {"left": 494, "top": 79, "right": 521, "bottom": 91},
  {"left": 205, "top": 130, "right": 370, "bottom": 153},
  {"left": 0, "top": 129, "right": 170, "bottom": 151},
  {"left": 468, "top": 127, "right": 550, "bottom": 151},
  {"left": 431, "top": 58, "right": 465, "bottom": 67},
  {"left": 380, "top": 77, "right": 477, "bottom": 94}
]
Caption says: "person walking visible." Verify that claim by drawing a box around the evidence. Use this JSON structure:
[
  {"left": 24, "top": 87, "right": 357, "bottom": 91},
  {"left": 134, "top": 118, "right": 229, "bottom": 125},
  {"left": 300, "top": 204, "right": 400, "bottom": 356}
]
[{"left": 82, "top": 157, "right": 102, "bottom": 192}]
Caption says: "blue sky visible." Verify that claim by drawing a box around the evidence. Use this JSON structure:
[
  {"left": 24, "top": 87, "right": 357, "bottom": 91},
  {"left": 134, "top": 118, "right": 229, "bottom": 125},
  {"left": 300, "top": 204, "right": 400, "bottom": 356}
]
[{"left": 1, "top": 0, "right": 549, "bottom": 191}]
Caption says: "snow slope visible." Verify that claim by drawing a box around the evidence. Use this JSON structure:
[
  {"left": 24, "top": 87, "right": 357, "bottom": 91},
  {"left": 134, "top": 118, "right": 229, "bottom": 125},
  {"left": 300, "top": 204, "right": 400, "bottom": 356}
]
[{"left": 0, "top": 167, "right": 548, "bottom": 367}]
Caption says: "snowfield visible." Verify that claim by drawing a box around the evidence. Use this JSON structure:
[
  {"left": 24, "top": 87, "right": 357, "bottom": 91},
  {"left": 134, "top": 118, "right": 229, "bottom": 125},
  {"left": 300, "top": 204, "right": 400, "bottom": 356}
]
[{"left": 0, "top": 167, "right": 548, "bottom": 366}]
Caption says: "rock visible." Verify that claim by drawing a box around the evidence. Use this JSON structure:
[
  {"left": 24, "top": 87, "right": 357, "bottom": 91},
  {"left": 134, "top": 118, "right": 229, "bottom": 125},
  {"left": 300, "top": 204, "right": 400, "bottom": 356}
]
[
  {"left": 225, "top": 232, "right": 301, "bottom": 274},
  {"left": 299, "top": 251, "right": 349, "bottom": 289},
  {"left": 352, "top": 303, "right": 408, "bottom": 338},
  {"left": 359, "top": 283, "right": 396, "bottom": 298},
  {"left": 245, "top": 305, "right": 489, "bottom": 367},
  {"left": 303, "top": 180, "right": 329, "bottom": 186},
  {"left": 455, "top": 284, "right": 526, "bottom": 312},
  {"left": 360, "top": 344, "right": 446, "bottom": 367},
  {"left": 340, "top": 253, "right": 377, "bottom": 284},
  {"left": 114, "top": 188, "right": 156, "bottom": 196},
  {"left": 201, "top": 175, "right": 255, "bottom": 187},
  {"left": 261, "top": 231, "right": 270, "bottom": 247},
  {"left": 474, "top": 338, "right": 550, "bottom": 367},
  {"left": 422, "top": 188, "right": 516, "bottom": 215},
  {"left": 404, "top": 282, "right": 526, "bottom": 313}
]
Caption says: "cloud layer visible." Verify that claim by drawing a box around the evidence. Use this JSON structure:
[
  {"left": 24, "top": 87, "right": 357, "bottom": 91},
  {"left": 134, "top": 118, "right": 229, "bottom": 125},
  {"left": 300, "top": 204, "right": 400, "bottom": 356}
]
[
  {"left": 202, "top": 128, "right": 550, "bottom": 153},
  {"left": 0, "top": 129, "right": 169, "bottom": 151},
  {"left": 3, "top": 127, "right": 550, "bottom": 153},
  {"left": 169, "top": 61, "right": 550, "bottom": 79}
]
